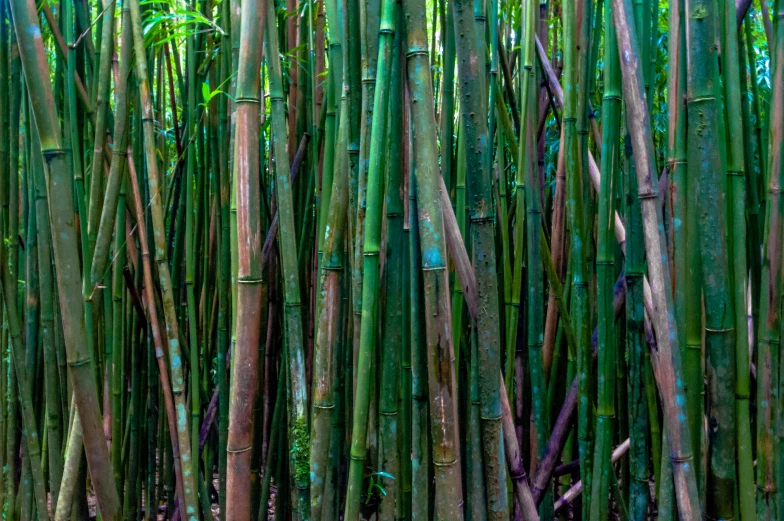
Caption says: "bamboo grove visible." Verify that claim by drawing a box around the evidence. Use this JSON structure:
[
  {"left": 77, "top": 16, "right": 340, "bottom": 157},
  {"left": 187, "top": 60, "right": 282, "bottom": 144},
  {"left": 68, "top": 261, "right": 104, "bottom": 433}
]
[{"left": 0, "top": 0, "right": 780, "bottom": 515}]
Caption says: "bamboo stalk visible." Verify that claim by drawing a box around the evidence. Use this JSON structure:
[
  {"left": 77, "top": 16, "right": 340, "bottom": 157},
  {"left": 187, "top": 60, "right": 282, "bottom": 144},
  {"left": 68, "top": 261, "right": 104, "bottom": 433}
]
[
  {"left": 611, "top": 0, "right": 702, "bottom": 517},
  {"left": 225, "top": 0, "right": 267, "bottom": 517},
  {"left": 264, "top": 2, "right": 310, "bottom": 516},
  {"left": 127, "top": 0, "right": 201, "bottom": 515},
  {"left": 8, "top": 0, "right": 123, "bottom": 517}
]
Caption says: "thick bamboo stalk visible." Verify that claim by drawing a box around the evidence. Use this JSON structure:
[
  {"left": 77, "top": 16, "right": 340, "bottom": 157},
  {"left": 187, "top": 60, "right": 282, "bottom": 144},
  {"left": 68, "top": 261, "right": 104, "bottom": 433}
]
[
  {"left": 225, "top": 0, "right": 267, "bottom": 517},
  {"left": 684, "top": 0, "right": 738, "bottom": 514},
  {"left": 8, "top": 0, "right": 122, "bottom": 517},
  {"left": 403, "top": 0, "right": 465, "bottom": 517},
  {"left": 451, "top": 0, "right": 507, "bottom": 516}
]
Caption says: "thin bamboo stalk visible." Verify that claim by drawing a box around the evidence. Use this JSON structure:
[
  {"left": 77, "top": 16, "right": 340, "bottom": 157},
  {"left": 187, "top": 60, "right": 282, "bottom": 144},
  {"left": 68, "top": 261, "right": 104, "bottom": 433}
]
[
  {"left": 127, "top": 0, "right": 201, "bottom": 514},
  {"left": 264, "top": 2, "right": 310, "bottom": 516}
]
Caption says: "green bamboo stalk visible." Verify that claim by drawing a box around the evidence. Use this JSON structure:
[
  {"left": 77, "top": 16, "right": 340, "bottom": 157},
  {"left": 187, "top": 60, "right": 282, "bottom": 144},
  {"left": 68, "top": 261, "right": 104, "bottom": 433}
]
[
  {"left": 110, "top": 181, "right": 126, "bottom": 495},
  {"left": 519, "top": 0, "right": 550, "bottom": 509},
  {"left": 440, "top": 0, "right": 455, "bottom": 199},
  {"left": 343, "top": 0, "right": 396, "bottom": 517},
  {"left": 401, "top": 1, "right": 468, "bottom": 519},
  {"left": 90, "top": 1, "right": 132, "bottom": 292},
  {"left": 739, "top": 21, "right": 762, "bottom": 361},
  {"left": 310, "top": 93, "right": 349, "bottom": 521},
  {"left": 507, "top": 0, "right": 536, "bottom": 410},
  {"left": 467, "top": 333, "right": 487, "bottom": 520},
  {"left": 351, "top": 0, "right": 381, "bottom": 386},
  {"left": 125, "top": 151, "right": 189, "bottom": 515},
  {"left": 0, "top": 197, "right": 48, "bottom": 521},
  {"left": 451, "top": 0, "right": 509, "bottom": 517},
  {"left": 719, "top": 0, "right": 754, "bottom": 517},
  {"left": 562, "top": 0, "right": 593, "bottom": 514},
  {"left": 588, "top": 3, "right": 620, "bottom": 519},
  {"left": 379, "top": 26, "right": 403, "bottom": 520},
  {"left": 85, "top": 0, "right": 117, "bottom": 273},
  {"left": 665, "top": 0, "right": 703, "bottom": 497},
  {"left": 264, "top": 2, "right": 310, "bottom": 516},
  {"left": 33, "top": 111, "right": 63, "bottom": 512},
  {"left": 684, "top": 0, "right": 738, "bottom": 514},
  {"left": 8, "top": 0, "right": 123, "bottom": 516},
  {"left": 0, "top": 2, "right": 8, "bottom": 508}
]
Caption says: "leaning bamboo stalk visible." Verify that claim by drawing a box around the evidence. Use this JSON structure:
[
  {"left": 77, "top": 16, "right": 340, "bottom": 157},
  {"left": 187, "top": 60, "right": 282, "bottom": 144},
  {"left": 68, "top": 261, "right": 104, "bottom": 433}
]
[
  {"left": 553, "top": 439, "right": 631, "bottom": 513},
  {"left": 8, "top": 0, "right": 122, "bottom": 517},
  {"left": 611, "top": 0, "right": 702, "bottom": 518},
  {"left": 89, "top": 7, "right": 133, "bottom": 290},
  {"left": 85, "top": 0, "right": 117, "bottom": 268},
  {"left": 126, "top": 151, "right": 188, "bottom": 513},
  {"left": 127, "top": 0, "right": 200, "bottom": 516},
  {"left": 500, "top": 377, "right": 540, "bottom": 521},
  {"left": 439, "top": 176, "right": 477, "bottom": 319},
  {"left": 38, "top": 0, "right": 93, "bottom": 116}
]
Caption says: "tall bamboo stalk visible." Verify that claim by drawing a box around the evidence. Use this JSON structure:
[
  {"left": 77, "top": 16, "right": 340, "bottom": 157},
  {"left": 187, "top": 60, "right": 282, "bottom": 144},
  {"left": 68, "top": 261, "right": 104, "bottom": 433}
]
[
  {"left": 344, "top": 0, "right": 396, "bottom": 517},
  {"left": 264, "top": 2, "right": 310, "bottom": 516},
  {"left": 402, "top": 0, "right": 465, "bottom": 518},
  {"left": 451, "top": 0, "right": 508, "bottom": 517},
  {"left": 225, "top": 0, "right": 267, "bottom": 517},
  {"left": 684, "top": 0, "right": 738, "bottom": 514},
  {"left": 588, "top": 3, "right": 620, "bottom": 519},
  {"left": 8, "top": 0, "right": 122, "bottom": 517},
  {"left": 611, "top": 0, "right": 702, "bottom": 518},
  {"left": 127, "top": 0, "right": 200, "bottom": 516}
]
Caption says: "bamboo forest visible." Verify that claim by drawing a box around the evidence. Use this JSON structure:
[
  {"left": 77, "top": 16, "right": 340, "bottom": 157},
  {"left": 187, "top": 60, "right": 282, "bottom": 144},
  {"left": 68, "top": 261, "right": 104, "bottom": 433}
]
[{"left": 0, "top": 0, "right": 781, "bottom": 513}]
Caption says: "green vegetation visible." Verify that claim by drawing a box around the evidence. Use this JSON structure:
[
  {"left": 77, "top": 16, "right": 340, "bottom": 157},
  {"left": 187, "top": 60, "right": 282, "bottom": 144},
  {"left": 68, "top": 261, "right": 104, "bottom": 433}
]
[{"left": 0, "top": 0, "right": 778, "bottom": 518}]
